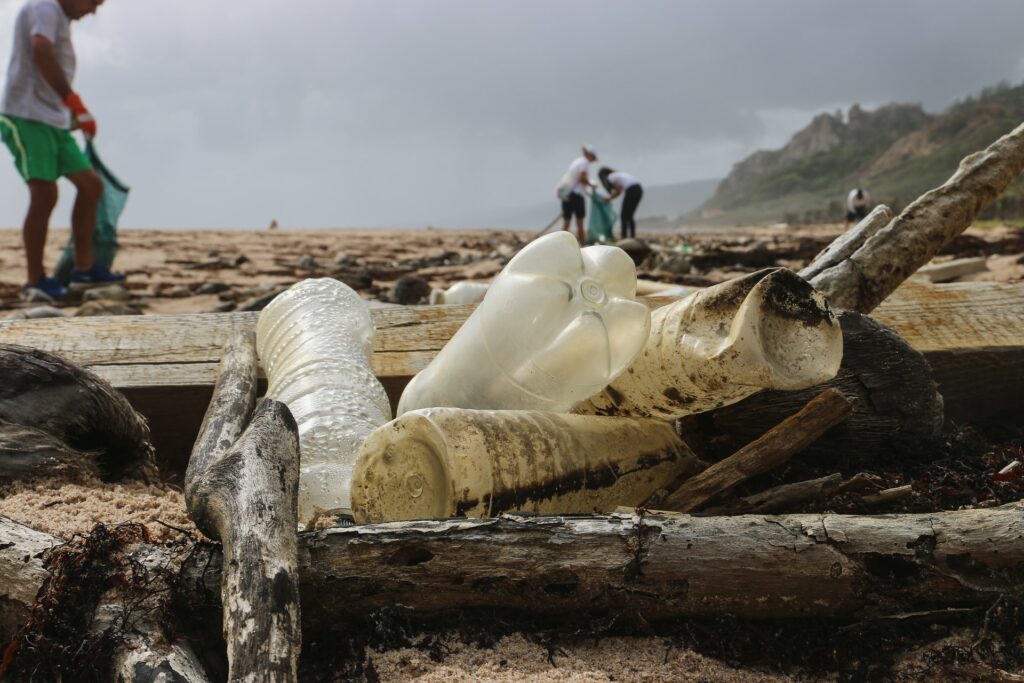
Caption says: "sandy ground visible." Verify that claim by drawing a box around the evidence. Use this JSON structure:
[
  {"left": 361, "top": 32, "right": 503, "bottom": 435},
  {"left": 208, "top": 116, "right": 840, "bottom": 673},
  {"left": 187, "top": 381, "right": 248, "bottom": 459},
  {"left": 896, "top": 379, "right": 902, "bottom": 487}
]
[{"left": 1, "top": 224, "right": 1022, "bottom": 681}]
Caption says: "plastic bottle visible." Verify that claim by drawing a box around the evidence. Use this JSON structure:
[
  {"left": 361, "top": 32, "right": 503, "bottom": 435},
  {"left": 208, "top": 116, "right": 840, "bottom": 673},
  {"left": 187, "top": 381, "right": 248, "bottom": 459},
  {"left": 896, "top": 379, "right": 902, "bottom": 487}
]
[
  {"left": 255, "top": 278, "right": 391, "bottom": 526},
  {"left": 576, "top": 268, "right": 843, "bottom": 419},
  {"left": 428, "top": 281, "right": 490, "bottom": 305},
  {"left": 397, "top": 231, "right": 651, "bottom": 414},
  {"left": 350, "top": 408, "right": 703, "bottom": 523}
]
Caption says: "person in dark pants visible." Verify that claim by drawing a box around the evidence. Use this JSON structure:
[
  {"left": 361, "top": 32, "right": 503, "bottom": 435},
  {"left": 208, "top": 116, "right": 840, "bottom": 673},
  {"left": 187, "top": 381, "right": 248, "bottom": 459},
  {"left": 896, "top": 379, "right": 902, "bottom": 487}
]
[{"left": 598, "top": 167, "right": 643, "bottom": 240}]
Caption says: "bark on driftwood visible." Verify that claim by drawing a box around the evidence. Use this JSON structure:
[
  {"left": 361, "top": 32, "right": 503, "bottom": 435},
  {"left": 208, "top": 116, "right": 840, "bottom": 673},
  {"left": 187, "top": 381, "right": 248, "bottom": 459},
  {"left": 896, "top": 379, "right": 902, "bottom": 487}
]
[
  {"left": 0, "top": 420, "right": 100, "bottom": 481},
  {"left": 677, "top": 311, "right": 944, "bottom": 464},
  {"left": 809, "top": 120, "right": 1024, "bottom": 313},
  {"left": 661, "top": 388, "right": 854, "bottom": 512},
  {"left": 0, "top": 521, "right": 215, "bottom": 682},
  {"left": 185, "top": 330, "right": 302, "bottom": 683},
  {"left": 0, "top": 343, "right": 156, "bottom": 482},
  {"left": 4, "top": 504, "right": 1022, "bottom": 640},
  {"left": 799, "top": 204, "right": 893, "bottom": 281}
]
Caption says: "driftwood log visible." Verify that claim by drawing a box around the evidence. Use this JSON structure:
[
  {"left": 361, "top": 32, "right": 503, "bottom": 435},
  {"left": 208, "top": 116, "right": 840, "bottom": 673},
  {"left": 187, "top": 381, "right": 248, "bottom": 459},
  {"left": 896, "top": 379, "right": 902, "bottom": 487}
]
[
  {"left": 0, "top": 420, "right": 100, "bottom": 481},
  {"left": 662, "top": 388, "right": 854, "bottom": 512},
  {"left": 184, "top": 331, "right": 302, "bottom": 682},
  {"left": 677, "top": 311, "right": 944, "bottom": 463},
  {"left": 4, "top": 504, "right": 1023, "bottom": 643},
  {"left": 809, "top": 120, "right": 1024, "bottom": 313},
  {"left": 0, "top": 343, "right": 156, "bottom": 482},
  {"left": 799, "top": 204, "right": 893, "bottom": 281}
]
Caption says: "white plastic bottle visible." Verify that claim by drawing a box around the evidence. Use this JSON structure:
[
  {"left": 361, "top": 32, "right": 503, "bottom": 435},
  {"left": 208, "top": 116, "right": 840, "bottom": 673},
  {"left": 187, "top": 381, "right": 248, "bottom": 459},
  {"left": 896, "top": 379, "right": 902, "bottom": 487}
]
[
  {"left": 575, "top": 268, "right": 843, "bottom": 419},
  {"left": 428, "top": 281, "right": 490, "bottom": 305},
  {"left": 397, "top": 231, "right": 651, "bottom": 414},
  {"left": 255, "top": 278, "right": 391, "bottom": 527},
  {"left": 350, "top": 408, "right": 704, "bottom": 523}
]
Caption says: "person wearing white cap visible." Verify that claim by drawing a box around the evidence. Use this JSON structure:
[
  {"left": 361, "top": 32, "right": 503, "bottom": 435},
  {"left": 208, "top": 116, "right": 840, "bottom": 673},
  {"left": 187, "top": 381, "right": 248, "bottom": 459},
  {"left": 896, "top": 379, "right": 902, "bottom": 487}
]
[{"left": 555, "top": 144, "right": 597, "bottom": 245}]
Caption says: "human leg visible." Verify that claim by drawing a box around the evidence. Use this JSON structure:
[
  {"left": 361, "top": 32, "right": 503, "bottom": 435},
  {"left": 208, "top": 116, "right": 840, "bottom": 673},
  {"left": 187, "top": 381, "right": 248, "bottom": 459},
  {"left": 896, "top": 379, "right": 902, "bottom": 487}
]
[
  {"left": 621, "top": 185, "right": 642, "bottom": 239},
  {"left": 23, "top": 180, "right": 59, "bottom": 285},
  {"left": 65, "top": 168, "right": 103, "bottom": 270}
]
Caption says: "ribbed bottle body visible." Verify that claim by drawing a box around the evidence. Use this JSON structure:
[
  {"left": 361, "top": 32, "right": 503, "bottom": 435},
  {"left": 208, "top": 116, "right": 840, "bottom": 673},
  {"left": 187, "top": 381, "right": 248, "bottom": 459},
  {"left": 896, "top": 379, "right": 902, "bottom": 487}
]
[{"left": 256, "top": 278, "right": 391, "bottom": 526}]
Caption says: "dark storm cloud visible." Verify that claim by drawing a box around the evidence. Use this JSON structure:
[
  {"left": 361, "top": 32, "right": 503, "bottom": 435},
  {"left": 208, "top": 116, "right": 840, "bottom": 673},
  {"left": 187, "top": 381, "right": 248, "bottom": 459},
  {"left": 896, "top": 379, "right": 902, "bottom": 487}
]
[{"left": 1, "top": 0, "right": 1022, "bottom": 227}]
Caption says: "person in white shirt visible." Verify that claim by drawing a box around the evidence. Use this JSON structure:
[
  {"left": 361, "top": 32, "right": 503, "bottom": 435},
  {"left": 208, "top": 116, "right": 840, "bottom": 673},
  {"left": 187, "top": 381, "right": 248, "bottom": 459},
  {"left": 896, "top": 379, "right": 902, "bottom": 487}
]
[
  {"left": 598, "top": 167, "right": 643, "bottom": 240},
  {"left": 556, "top": 144, "right": 597, "bottom": 245},
  {"left": 845, "top": 188, "right": 871, "bottom": 228}
]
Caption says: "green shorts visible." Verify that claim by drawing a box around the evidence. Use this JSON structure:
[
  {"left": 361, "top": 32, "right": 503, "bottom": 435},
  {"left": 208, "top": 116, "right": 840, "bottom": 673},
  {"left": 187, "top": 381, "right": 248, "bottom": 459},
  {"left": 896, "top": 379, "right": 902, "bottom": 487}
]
[{"left": 0, "top": 114, "right": 91, "bottom": 182}]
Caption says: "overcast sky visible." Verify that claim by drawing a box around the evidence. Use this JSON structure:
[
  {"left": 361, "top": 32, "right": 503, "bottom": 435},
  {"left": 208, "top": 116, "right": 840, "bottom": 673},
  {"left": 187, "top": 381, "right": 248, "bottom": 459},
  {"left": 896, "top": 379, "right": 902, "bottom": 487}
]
[{"left": 1, "top": 0, "right": 1023, "bottom": 229}]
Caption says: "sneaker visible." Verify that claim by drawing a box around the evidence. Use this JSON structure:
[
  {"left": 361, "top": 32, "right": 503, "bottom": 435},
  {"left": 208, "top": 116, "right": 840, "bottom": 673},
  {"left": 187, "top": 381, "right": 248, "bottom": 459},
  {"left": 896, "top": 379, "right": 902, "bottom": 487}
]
[
  {"left": 69, "top": 263, "right": 127, "bottom": 291},
  {"left": 21, "top": 276, "right": 68, "bottom": 302}
]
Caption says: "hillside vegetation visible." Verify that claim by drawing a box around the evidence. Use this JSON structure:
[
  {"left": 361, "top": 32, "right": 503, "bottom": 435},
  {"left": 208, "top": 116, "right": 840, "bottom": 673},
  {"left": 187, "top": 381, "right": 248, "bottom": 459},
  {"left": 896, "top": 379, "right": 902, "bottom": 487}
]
[{"left": 696, "top": 81, "right": 1024, "bottom": 225}]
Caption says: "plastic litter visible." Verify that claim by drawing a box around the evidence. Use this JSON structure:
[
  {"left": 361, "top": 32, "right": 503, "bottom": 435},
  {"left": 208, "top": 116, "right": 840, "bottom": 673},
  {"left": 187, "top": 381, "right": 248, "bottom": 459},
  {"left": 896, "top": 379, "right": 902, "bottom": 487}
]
[
  {"left": 255, "top": 278, "right": 391, "bottom": 526},
  {"left": 428, "top": 281, "right": 490, "bottom": 305},
  {"left": 397, "top": 231, "right": 651, "bottom": 414},
  {"left": 350, "top": 407, "right": 703, "bottom": 523},
  {"left": 576, "top": 268, "right": 843, "bottom": 419}
]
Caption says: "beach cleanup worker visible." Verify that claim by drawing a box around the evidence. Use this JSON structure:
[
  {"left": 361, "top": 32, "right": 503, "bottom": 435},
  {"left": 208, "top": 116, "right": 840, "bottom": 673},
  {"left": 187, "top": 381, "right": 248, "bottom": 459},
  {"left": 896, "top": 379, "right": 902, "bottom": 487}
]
[
  {"left": 845, "top": 187, "right": 871, "bottom": 228},
  {"left": 1, "top": 0, "right": 126, "bottom": 302},
  {"left": 598, "top": 167, "right": 644, "bottom": 240},
  {"left": 556, "top": 144, "right": 597, "bottom": 245}
]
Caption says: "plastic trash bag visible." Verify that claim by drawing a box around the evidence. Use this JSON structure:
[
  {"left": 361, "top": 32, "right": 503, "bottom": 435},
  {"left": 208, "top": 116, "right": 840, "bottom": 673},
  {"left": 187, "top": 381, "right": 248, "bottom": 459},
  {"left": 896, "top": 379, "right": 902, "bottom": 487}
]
[
  {"left": 54, "top": 141, "right": 129, "bottom": 284},
  {"left": 587, "top": 189, "right": 617, "bottom": 244}
]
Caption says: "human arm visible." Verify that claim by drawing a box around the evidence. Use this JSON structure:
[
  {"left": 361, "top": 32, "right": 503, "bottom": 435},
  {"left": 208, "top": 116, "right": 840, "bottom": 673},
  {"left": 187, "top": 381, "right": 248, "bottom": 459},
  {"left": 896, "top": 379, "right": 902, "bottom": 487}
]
[
  {"left": 31, "top": 35, "right": 96, "bottom": 137},
  {"left": 30, "top": 35, "right": 71, "bottom": 99}
]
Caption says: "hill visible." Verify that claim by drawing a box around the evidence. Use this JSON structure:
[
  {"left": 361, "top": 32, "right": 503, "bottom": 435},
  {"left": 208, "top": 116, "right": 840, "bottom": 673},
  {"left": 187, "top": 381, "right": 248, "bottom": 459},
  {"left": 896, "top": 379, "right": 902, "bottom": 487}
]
[{"left": 695, "top": 81, "right": 1024, "bottom": 225}]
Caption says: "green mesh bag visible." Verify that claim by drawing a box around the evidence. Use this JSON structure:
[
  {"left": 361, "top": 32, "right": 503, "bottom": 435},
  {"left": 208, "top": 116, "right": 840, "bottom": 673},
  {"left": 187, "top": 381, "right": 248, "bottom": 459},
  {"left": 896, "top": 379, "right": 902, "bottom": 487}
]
[{"left": 54, "top": 141, "right": 129, "bottom": 284}]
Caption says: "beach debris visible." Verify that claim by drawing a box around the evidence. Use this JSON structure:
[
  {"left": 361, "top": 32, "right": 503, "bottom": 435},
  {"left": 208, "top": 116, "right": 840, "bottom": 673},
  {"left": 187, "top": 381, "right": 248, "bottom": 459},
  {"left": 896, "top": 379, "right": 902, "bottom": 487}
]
[
  {"left": 809, "top": 120, "right": 1024, "bottom": 312},
  {"left": 676, "top": 310, "right": 944, "bottom": 463},
  {"left": 388, "top": 274, "right": 432, "bottom": 305},
  {"left": 916, "top": 255, "right": 989, "bottom": 283},
  {"left": 195, "top": 281, "right": 231, "bottom": 295},
  {"left": 186, "top": 329, "right": 301, "bottom": 681},
  {"left": 799, "top": 204, "right": 893, "bottom": 281},
  {"left": 428, "top": 280, "right": 490, "bottom": 305},
  {"left": 296, "top": 254, "right": 318, "bottom": 270},
  {"left": 659, "top": 388, "right": 853, "bottom": 513},
  {"left": 398, "top": 231, "right": 650, "bottom": 414},
  {"left": 74, "top": 300, "right": 143, "bottom": 316},
  {"left": 0, "top": 344, "right": 156, "bottom": 482},
  {"left": 576, "top": 267, "right": 842, "bottom": 420},
  {"left": 81, "top": 284, "right": 131, "bottom": 302},
  {"left": 256, "top": 278, "right": 391, "bottom": 525},
  {"left": 351, "top": 408, "right": 703, "bottom": 523},
  {"left": 4, "top": 305, "right": 64, "bottom": 320}
]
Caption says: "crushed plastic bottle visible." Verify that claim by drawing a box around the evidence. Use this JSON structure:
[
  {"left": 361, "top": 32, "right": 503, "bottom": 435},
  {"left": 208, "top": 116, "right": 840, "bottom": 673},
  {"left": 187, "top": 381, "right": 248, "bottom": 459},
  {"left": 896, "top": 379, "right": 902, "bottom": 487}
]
[
  {"left": 255, "top": 278, "right": 391, "bottom": 527},
  {"left": 350, "top": 408, "right": 704, "bottom": 523},
  {"left": 428, "top": 281, "right": 490, "bottom": 305},
  {"left": 397, "top": 231, "right": 651, "bottom": 414},
  {"left": 576, "top": 268, "right": 843, "bottom": 419}
]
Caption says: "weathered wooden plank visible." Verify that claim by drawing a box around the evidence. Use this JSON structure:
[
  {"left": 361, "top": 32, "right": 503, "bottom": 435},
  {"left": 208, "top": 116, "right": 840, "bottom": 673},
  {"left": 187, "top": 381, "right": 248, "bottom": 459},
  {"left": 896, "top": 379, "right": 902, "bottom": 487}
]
[
  {"left": 1, "top": 281, "right": 1020, "bottom": 473},
  {"left": 1, "top": 282, "right": 1018, "bottom": 374}
]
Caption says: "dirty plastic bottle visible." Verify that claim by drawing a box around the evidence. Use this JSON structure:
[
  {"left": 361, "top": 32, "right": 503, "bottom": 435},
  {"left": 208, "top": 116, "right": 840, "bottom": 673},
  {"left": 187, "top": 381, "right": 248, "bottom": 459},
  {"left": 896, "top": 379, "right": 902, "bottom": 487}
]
[
  {"left": 255, "top": 278, "right": 391, "bottom": 527},
  {"left": 576, "top": 268, "right": 843, "bottom": 420},
  {"left": 397, "top": 231, "right": 651, "bottom": 414},
  {"left": 428, "top": 281, "right": 490, "bottom": 305},
  {"left": 350, "top": 408, "right": 704, "bottom": 523}
]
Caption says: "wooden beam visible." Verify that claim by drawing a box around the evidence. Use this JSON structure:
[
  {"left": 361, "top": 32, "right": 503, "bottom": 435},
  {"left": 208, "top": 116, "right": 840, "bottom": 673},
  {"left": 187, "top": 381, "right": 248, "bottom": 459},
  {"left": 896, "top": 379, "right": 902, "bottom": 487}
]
[{"left": 0, "top": 281, "right": 1020, "bottom": 473}]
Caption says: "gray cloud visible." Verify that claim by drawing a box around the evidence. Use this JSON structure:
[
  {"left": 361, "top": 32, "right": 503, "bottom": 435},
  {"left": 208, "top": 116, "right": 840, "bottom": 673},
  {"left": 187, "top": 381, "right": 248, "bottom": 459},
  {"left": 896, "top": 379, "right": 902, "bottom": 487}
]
[{"left": 0, "top": 0, "right": 1022, "bottom": 228}]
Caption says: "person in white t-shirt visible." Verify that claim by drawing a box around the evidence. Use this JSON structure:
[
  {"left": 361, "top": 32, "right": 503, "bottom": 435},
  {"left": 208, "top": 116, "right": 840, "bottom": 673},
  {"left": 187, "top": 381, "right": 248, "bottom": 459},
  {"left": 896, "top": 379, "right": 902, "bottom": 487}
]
[
  {"left": 0, "top": 0, "right": 125, "bottom": 302},
  {"left": 598, "top": 167, "right": 643, "bottom": 240},
  {"left": 845, "top": 188, "right": 871, "bottom": 228},
  {"left": 556, "top": 144, "right": 597, "bottom": 245}
]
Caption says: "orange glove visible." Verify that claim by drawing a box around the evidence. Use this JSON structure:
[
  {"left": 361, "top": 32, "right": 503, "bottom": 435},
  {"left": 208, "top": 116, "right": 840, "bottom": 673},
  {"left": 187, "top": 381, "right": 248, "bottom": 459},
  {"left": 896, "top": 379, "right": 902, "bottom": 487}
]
[{"left": 63, "top": 92, "right": 96, "bottom": 138}]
